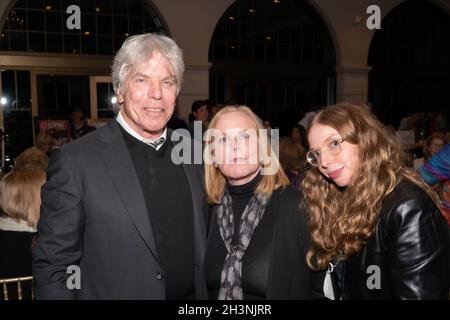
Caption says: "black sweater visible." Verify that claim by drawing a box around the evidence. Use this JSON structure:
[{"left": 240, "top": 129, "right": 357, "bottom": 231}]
[{"left": 121, "top": 128, "right": 195, "bottom": 299}]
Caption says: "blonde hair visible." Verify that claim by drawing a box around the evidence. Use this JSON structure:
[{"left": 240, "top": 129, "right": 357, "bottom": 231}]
[
  {"left": 15, "top": 147, "right": 49, "bottom": 171},
  {"left": 204, "top": 105, "right": 289, "bottom": 204},
  {"left": 0, "top": 147, "right": 48, "bottom": 228},
  {"left": 301, "top": 103, "right": 440, "bottom": 270},
  {"left": 0, "top": 169, "right": 45, "bottom": 228}
]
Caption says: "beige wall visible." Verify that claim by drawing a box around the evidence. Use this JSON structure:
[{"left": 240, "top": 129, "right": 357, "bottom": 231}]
[{"left": 0, "top": 0, "right": 449, "bottom": 120}]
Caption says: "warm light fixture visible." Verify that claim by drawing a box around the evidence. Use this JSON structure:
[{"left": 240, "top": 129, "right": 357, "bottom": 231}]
[
  {"left": 96, "top": 7, "right": 100, "bottom": 13},
  {"left": 1, "top": 97, "right": 8, "bottom": 105},
  {"left": 228, "top": 16, "right": 235, "bottom": 20},
  {"left": 125, "top": 33, "right": 129, "bottom": 37},
  {"left": 45, "top": 5, "right": 52, "bottom": 10},
  {"left": 84, "top": 31, "right": 90, "bottom": 35},
  {"left": 230, "top": 45, "right": 236, "bottom": 49},
  {"left": 273, "top": 0, "right": 281, "bottom": 3},
  {"left": 249, "top": 9, "right": 255, "bottom": 13},
  {"left": 266, "top": 36, "right": 272, "bottom": 40},
  {"left": 111, "top": 96, "right": 117, "bottom": 104},
  {"left": 1, "top": 34, "right": 4, "bottom": 38}
]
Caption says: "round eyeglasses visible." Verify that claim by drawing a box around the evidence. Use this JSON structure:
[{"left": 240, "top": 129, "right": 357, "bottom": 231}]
[{"left": 306, "top": 138, "right": 345, "bottom": 167}]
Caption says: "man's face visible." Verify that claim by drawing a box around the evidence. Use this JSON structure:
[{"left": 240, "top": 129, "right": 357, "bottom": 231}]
[
  {"left": 71, "top": 111, "right": 84, "bottom": 124},
  {"left": 118, "top": 50, "right": 178, "bottom": 139}
]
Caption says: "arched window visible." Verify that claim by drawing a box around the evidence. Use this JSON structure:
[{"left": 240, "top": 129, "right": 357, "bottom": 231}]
[
  {"left": 209, "top": 0, "right": 336, "bottom": 134},
  {"left": 368, "top": 0, "right": 450, "bottom": 128},
  {"left": 0, "top": 0, "right": 165, "bottom": 55}
]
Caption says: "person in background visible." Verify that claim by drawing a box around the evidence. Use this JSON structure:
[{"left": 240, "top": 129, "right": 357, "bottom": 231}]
[
  {"left": 419, "top": 143, "right": 450, "bottom": 225},
  {"left": 204, "top": 99, "right": 221, "bottom": 122},
  {"left": 279, "top": 136, "right": 307, "bottom": 188},
  {"left": 291, "top": 124, "right": 307, "bottom": 149},
  {"left": 302, "top": 103, "right": 449, "bottom": 300},
  {"left": 34, "top": 132, "right": 55, "bottom": 157},
  {"left": 0, "top": 147, "right": 48, "bottom": 300},
  {"left": 32, "top": 33, "right": 208, "bottom": 300},
  {"left": 203, "top": 105, "right": 310, "bottom": 300},
  {"left": 188, "top": 99, "right": 210, "bottom": 138},
  {"left": 414, "top": 132, "right": 446, "bottom": 170},
  {"left": 69, "top": 108, "right": 96, "bottom": 140}
]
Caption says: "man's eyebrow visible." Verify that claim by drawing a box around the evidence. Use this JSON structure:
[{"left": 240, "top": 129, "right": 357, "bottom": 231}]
[
  {"left": 162, "top": 75, "right": 177, "bottom": 81},
  {"left": 133, "top": 72, "right": 149, "bottom": 78}
]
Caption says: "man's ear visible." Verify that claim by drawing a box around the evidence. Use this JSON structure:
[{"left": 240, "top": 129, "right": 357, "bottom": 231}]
[{"left": 116, "top": 89, "right": 125, "bottom": 104}]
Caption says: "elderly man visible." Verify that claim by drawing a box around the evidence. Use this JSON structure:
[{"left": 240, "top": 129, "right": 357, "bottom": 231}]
[{"left": 33, "top": 34, "right": 208, "bottom": 299}]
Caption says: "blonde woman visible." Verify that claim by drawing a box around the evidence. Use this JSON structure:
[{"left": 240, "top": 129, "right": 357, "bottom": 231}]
[
  {"left": 0, "top": 147, "right": 47, "bottom": 299},
  {"left": 203, "top": 105, "right": 310, "bottom": 300},
  {"left": 302, "top": 103, "right": 449, "bottom": 299}
]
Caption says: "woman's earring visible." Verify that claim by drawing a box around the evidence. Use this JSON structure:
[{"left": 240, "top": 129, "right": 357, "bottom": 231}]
[{"left": 213, "top": 161, "right": 218, "bottom": 168}]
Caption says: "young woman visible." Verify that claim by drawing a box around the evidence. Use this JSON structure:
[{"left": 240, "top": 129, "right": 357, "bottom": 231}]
[{"left": 302, "top": 103, "right": 449, "bottom": 300}]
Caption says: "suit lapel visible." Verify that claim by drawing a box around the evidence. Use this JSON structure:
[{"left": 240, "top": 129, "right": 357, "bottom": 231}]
[{"left": 98, "top": 121, "right": 160, "bottom": 263}]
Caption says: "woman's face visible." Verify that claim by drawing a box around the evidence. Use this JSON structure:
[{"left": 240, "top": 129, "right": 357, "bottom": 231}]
[
  {"left": 291, "top": 127, "right": 302, "bottom": 142},
  {"left": 212, "top": 111, "right": 260, "bottom": 186},
  {"left": 429, "top": 138, "right": 445, "bottom": 156},
  {"left": 308, "top": 123, "right": 360, "bottom": 187},
  {"left": 194, "top": 105, "right": 209, "bottom": 122}
]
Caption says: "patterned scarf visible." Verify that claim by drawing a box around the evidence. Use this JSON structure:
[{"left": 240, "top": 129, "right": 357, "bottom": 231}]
[{"left": 216, "top": 189, "right": 271, "bottom": 300}]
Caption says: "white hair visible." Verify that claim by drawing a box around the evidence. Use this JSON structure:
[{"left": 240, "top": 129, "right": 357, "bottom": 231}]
[{"left": 111, "top": 33, "right": 184, "bottom": 96}]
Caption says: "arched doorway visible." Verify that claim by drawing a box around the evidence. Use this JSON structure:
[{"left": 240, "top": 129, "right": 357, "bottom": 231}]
[
  {"left": 208, "top": 0, "right": 336, "bottom": 135},
  {"left": 0, "top": 0, "right": 167, "bottom": 169},
  {"left": 368, "top": 0, "right": 450, "bottom": 129}
]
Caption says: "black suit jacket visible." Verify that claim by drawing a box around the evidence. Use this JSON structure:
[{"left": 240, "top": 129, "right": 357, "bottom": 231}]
[{"left": 32, "top": 120, "right": 208, "bottom": 299}]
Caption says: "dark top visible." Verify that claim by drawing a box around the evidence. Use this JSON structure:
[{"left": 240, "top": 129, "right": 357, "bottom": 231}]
[
  {"left": 311, "top": 179, "right": 450, "bottom": 300},
  {"left": 121, "top": 127, "right": 195, "bottom": 300},
  {"left": 71, "top": 122, "right": 96, "bottom": 140},
  {"left": 205, "top": 176, "right": 310, "bottom": 300}
]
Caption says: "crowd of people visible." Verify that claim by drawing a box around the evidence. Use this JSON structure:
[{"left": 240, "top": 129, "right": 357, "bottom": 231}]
[{"left": 1, "top": 33, "right": 449, "bottom": 300}]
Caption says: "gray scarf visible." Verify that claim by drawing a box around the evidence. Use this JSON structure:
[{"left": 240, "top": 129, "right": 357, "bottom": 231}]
[{"left": 216, "top": 189, "right": 271, "bottom": 300}]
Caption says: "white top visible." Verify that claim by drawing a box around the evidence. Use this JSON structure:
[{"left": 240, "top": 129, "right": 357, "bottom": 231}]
[
  {"left": 299, "top": 111, "right": 317, "bottom": 131},
  {"left": 0, "top": 216, "right": 36, "bottom": 233}
]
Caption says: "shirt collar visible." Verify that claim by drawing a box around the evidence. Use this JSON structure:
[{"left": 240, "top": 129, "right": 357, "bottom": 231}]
[{"left": 116, "top": 111, "right": 167, "bottom": 150}]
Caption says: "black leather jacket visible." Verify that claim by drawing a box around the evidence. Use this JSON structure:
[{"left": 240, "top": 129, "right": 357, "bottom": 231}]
[
  {"left": 342, "top": 179, "right": 449, "bottom": 299},
  {"left": 313, "top": 179, "right": 450, "bottom": 300}
]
